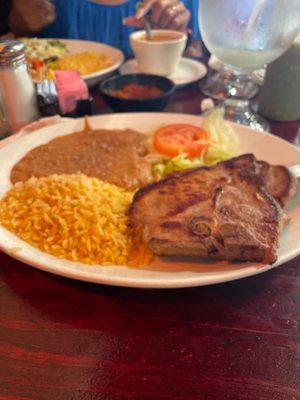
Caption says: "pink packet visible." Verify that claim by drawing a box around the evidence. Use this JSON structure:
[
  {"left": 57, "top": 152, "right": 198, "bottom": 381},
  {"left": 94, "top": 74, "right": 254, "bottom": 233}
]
[{"left": 55, "top": 71, "right": 89, "bottom": 114}]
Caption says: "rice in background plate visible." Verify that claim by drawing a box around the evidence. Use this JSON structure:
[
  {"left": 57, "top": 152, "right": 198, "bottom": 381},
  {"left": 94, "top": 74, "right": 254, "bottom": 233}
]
[{"left": 48, "top": 51, "right": 112, "bottom": 77}]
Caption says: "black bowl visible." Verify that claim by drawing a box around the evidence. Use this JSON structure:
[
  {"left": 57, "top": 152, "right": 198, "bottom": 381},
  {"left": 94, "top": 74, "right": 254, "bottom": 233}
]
[{"left": 99, "top": 74, "right": 175, "bottom": 112}]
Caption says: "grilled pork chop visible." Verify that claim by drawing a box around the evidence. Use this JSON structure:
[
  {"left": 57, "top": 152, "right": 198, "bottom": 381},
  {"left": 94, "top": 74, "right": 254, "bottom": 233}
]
[{"left": 129, "top": 154, "right": 296, "bottom": 264}]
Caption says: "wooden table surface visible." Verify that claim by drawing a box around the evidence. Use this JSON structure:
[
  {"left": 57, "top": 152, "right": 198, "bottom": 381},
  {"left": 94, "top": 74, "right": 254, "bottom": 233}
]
[{"left": 0, "top": 77, "right": 299, "bottom": 400}]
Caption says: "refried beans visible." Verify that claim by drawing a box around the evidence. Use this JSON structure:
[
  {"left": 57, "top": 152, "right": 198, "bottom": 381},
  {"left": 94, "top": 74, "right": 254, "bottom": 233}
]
[{"left": 11, "top": 128, "right": 153, "bottom": 190}]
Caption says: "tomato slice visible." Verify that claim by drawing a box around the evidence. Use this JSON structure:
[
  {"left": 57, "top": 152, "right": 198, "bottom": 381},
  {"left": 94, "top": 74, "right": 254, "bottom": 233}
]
[
  {"left": 31, "top": 57, "right": 44, "bottom": 70},
  {"left": 153, "top": 124, "right": 209, "bottom": 158}
]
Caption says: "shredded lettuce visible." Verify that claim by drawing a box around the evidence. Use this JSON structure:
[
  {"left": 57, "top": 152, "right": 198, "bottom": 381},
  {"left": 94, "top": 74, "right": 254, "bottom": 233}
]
[
  {"left": 202, "top": 108, "right": 239, "bottom": 165},
  {"left": 22, "top": 38, "right": 68, "bottom": 60},
  {"left": 153, "top": 153, "right": 204, "bottom": 179},
  {"left": 153, "top": 108, "right": 239, "bottom": 179}
]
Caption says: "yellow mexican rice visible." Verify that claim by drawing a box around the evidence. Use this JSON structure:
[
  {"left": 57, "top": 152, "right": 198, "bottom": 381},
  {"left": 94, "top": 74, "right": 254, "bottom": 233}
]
[{"left": 0, "top": 174, "right": 152, "bottom": 266}]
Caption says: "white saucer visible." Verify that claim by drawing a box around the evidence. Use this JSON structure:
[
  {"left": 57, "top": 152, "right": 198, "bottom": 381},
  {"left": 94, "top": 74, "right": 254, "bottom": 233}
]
[{"left": 119, "top": 58, "right": 207, "bottom": 87}]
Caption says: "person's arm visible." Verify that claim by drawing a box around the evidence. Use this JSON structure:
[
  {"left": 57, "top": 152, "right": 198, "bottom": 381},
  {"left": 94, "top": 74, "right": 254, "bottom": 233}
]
[
  {"left": 124, "top": 0, "right": 190, "bottom": 31},
  {"left": 8, "top": 0, "right": 56, "bottom": 36},
  {"left": 0, "top": 0, "right": 12, "bottom": 36}
]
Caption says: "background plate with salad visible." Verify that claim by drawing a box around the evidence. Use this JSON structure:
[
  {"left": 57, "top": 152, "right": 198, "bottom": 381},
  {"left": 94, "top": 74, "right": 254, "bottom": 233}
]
[{"left": 22, "top": 38, "right": 124, "bottom": 87}]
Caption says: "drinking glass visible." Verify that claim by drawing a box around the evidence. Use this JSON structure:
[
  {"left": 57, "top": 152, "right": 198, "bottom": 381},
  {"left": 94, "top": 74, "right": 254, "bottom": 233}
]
[
  {"left": 200, "top": 66, "right": 259, "bottom": 100},
  {"left": 199, "top": 0, "right": 300, "bottom": 131}
]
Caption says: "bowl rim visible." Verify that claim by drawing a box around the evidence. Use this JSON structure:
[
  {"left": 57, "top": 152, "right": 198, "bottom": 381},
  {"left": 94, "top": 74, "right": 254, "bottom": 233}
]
[
  {"left": 99, "top": 73, "right": 176, "bottom": 103},
  {"left": 130, "top": 29, "right": 187, "bottom": 45}
]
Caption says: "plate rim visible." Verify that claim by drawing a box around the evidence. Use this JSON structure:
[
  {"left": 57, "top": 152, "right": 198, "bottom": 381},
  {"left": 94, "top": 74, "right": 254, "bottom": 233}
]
[
  {"left": 0, "top": 112, "right": 299, "bottom": 289},
  {"left": 0, "top": 239, "right": 297, "bottom": 289}
]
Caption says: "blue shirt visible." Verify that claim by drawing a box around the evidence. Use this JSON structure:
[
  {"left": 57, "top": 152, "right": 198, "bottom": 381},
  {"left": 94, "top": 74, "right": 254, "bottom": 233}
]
[{"left": 41, "top": 0, "right": 200, "bottom": 55}]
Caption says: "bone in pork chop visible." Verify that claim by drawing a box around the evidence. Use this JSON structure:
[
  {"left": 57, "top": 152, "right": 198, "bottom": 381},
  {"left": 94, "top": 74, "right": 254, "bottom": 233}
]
[{"left": 129, "top": 154, "right": 296, "bottom": 264}]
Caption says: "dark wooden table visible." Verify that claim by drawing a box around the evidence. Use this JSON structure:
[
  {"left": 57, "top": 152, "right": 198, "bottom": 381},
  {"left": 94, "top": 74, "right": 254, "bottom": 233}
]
[{"left": 0, "top": 78, "right": 299, "bottom": 400}]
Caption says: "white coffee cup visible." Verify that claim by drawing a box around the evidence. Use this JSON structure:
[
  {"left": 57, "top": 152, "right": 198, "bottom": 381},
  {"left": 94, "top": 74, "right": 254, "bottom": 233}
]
[{"left": 130, "top": 30, "right": 187, "bottom": 76}]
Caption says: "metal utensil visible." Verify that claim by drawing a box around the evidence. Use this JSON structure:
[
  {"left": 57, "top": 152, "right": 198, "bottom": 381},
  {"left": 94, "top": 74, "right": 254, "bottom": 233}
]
[
  {"left": 143, "top": 15, "right": 152, "bottom": 40},
  {"left": 36, "top": 79, "right": 60, "bottom": 116}
]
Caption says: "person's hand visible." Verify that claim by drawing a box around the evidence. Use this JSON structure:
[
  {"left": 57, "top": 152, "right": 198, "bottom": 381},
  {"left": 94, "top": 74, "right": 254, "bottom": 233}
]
[
  {"left": 9, "top": 0, "right": 55, "bottom": 35},
  {"left": 123, "top": 0, "right": 190, "bottom": 32}
]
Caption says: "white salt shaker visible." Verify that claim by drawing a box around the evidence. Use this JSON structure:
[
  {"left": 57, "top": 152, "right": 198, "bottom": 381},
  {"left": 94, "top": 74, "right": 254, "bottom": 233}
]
[{"left": 0, "top": 40, "right": 40, "bottom": 133}]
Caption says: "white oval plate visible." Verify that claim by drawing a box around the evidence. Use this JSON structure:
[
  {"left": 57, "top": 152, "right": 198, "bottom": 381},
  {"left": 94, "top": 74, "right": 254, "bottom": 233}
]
[
  {"left": 119, "top": 58, "right": 207, "bottom": 87},
  {"left": 60, "top": 39, "right": 124, "bottom": 87},
  {"left": 0, "top": 113, "right": 299, "bottom": 288}
]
